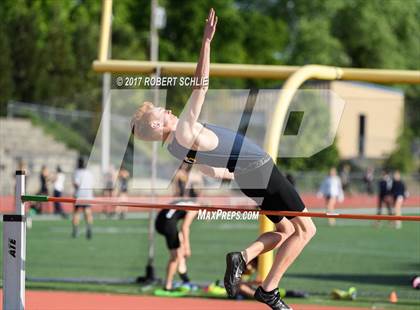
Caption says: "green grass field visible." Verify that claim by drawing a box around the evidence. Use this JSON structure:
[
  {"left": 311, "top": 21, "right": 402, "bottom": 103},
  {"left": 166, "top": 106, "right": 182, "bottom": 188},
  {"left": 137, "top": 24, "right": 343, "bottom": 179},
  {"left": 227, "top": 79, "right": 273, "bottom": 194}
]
[{"left": 1, "top": 215, "right": 419, "bottom": 309}]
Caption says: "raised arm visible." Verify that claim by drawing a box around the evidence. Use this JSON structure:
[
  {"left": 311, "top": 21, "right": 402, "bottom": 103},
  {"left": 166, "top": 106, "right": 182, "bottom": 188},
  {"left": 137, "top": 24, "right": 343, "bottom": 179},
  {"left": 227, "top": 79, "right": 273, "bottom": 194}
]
[{"left": 176, "top": 8, "right": 218, "bottom": 143}]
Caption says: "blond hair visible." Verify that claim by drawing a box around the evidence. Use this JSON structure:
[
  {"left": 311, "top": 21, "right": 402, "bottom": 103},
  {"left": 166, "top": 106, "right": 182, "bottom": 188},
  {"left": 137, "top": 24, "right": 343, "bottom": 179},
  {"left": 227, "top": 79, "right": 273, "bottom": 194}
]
[{"left": 131, "top": 102, "right": 161, "bottom": 141}]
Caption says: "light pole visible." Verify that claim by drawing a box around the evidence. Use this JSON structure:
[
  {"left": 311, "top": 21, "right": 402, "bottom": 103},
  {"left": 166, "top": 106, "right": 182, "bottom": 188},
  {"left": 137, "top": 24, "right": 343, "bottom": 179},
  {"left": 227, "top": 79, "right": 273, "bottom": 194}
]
[{"left": 139, "top": 0, "right": 166, "bottom": 284}]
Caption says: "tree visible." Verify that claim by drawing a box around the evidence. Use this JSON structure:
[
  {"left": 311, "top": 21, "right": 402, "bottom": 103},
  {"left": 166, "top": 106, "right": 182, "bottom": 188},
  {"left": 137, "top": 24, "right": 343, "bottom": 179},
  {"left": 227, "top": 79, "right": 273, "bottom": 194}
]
[
  {"left": 384, "top": 127, "right": 414, "bottom": 173},
  {"left": 0, "top": 21, "right": 13, "bottom": 114}
]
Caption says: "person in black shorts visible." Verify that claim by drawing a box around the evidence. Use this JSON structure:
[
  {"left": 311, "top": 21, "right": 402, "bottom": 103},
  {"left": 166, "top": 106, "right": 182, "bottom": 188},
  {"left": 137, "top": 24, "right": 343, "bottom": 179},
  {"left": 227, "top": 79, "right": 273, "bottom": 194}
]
[
  {"left": 155, "top": 200, "right": 197, "bottom": 291},
  {"left": 72, "top": 157, "right": 94, "bottom": 239},
  {"left": 131, "top": 9, "right": 315, "bottom": 309},
  {"left": 34, "top": 165, "right": 50, "bottom": 214},
  {"left": 391, "top": 170, "right": 407, "bottom": 229},
  {"left": 377, "top": 170, "right": 393, "bottom": 214},
  {"left": 116, "top": 165, "right": 130, "bottom": 219},
  {"left": 155, "top": 162, "right": 202, "bottom": 291}
]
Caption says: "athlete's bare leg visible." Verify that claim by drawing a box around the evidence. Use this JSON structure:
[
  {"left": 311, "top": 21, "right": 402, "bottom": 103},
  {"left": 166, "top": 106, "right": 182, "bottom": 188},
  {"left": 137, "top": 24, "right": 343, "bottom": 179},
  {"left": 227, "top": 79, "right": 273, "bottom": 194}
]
[
  {"left": 242, "top": 218, "right": 295, "bottom": 264},
  {"left": 262, "top": 213, "right": 316, "bottom": 291}
]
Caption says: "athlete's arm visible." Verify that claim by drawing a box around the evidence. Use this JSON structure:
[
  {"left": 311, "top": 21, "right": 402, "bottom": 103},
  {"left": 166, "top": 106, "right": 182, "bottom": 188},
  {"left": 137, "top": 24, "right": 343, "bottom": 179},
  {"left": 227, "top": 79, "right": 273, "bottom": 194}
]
[
  {"left": 176, "top": 8, "right": 217, "bottom": 144},
  {"left": 196, "top": 164, "right": 234, "bottom": 180}
]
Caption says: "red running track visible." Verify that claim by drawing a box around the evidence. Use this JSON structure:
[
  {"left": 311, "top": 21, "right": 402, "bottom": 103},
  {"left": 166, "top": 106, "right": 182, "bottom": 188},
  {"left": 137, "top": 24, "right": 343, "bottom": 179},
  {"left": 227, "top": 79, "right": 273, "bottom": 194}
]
[{"left": 0, "top": 290, "right": 368, "bottom": 310}]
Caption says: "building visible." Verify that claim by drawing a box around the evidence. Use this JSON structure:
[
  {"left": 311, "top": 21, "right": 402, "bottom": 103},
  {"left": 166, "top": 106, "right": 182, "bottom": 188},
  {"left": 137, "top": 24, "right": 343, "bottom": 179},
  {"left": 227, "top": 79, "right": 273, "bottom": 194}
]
[{"left": 329, "top": 81, "right": 404, "bottom": 159}]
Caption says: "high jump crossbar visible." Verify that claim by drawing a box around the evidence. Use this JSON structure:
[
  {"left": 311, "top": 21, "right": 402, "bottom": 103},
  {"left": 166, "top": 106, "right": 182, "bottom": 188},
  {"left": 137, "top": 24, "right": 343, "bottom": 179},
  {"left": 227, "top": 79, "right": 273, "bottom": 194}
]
[{"left": 19, "top": 194, "right": 420, "bottom": 222}]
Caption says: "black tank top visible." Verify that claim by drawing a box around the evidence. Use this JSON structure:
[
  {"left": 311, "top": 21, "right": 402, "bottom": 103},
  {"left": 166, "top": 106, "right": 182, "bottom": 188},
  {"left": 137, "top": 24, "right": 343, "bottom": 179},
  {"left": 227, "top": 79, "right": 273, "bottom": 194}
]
[
  {"left": 391, "top": 180, "right": 405, "bottom": 197},
  {"left": 40, "top": 174, "right": 48, "bottom": 193},
  {"left": 167, "top": 123, "right": 267, "bottom": 172}
]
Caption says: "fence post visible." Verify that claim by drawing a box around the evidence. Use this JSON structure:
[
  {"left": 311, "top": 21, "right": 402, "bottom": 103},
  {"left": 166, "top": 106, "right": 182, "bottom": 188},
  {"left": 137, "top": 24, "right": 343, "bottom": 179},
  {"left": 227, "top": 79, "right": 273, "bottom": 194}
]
[
  {"left": 3, "top": 171, "right": 26, "bottom": 310},
  {"left": 7, "top": 101, "right": 14, "bottom": 118}
]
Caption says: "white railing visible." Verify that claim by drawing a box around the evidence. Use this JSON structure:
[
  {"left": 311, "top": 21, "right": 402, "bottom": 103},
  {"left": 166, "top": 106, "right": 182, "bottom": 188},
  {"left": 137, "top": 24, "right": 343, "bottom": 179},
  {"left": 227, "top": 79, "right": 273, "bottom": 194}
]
[{"left": 7, "top": 101, "right": 95, "bottom": 125}]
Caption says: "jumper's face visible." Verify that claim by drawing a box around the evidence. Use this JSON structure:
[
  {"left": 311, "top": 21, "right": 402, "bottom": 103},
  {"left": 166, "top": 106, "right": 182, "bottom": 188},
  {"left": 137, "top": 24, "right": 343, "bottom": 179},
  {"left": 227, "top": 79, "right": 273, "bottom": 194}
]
[{"left": 148, "top": 107, "right": 178, "bottom": 130}]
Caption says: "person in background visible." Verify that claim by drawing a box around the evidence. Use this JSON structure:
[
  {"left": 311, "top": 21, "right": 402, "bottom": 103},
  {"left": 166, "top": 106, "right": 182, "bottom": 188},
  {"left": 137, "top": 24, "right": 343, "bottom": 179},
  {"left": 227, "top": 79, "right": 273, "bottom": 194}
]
[
  {"left": 72, "top": 157, "right": 94, "bottom": 239},
  {"left": 52, "top": 165, "right": 67, "bottom": 218},
  {"left": 34, "top": 165, "right": 50, "bottom": 214},
  {"left": 155, "top": 163, "right": 201, "bottom": 293},
  {"left": 102, "top": 165, "right": 116, "bottom": 217},
  {"left": 391, "top": 170, "right": 407, "bottom": 229},
  {"left": 155, "top": 202, "right": 198, "bottom": 293},
  {"left": 340, "top": 164, "right": 351, "bottom": 196},
  {"left": 375, "top": 170, "right": 393, "bottom": 227},
  {"left": 172, "top": 162, "right": 204, "bottom": 200},
  {"left": 184, "top": 163, "right": 204, "bottom": 200},
  {"left": 318, "top": 168, "right": 344, "bottom": 226},
  {"left": 115, "top": 165, "right": 130, "bottom": 219},
  {"left": 173, "top": 163, "right": 190, "bottom": 197},
  {"left": 363, "top": 167, "right": 375, "bottom": 195}
]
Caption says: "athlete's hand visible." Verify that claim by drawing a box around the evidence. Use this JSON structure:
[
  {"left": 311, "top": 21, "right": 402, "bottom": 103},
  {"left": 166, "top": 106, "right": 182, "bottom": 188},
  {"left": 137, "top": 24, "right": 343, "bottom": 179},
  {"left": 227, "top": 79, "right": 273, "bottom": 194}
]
[{"left": 203, "top": 8, "right": 217, "bottom": 43}]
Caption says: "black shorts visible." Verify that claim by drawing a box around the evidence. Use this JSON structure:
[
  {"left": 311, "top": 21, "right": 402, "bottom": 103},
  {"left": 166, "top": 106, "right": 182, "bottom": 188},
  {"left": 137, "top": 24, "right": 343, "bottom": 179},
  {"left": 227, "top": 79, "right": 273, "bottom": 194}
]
[
  {"left": 155, "top": 210, "right": 187, "bottom": 250},
  {"left": 74, "top": 204, "right": 91, "bottom": 211},
  {"left": 235, "top": 159, "right": 305, "bottom": 223},
  {"left": 155, "top": 220, "right": 180, "bottom": 249}
]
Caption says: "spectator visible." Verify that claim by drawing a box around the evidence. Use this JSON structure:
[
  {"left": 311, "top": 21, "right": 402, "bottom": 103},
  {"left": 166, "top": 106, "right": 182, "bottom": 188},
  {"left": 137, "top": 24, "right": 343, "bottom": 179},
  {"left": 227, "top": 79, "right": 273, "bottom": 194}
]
[
  {"left": 39, "top": 165, "right": 49, "bottom": 195},
  {"left": 155, "top": 163, "right": 201, "bottom": 292},
  {"left": 363, "top": 167, "right": 375, "bottom": 195},
  {"left": 34, "top": 165, "right": 50, "bottom": 214},
  {"left": 173, "top": 163, "right": 190, "bottom": 197},
  {"left": 340, "top": 164, "right": 352, "bottom": 196},
  {"left": 185, "top": 164, "right": 204, "bottom": 200},
  {"left": 172, "top": 162, "right": 204, "bottom": 199},
  {"left": 102, "top": 165, "right": 116, "bottom": 217},
  {"left": 318, "top": 168, "right": 344, "bottom": 226},
  {"left": 377, "top": 170, "right": 393, "bottom": 215},
  {"left": 375, "top": 170, "right": 393, "bottom": 228},
  {"left": 155, "top": 201, "right": 197, "bottom": 292},
  {"left": 52, "top": 165, "right": 67, "bottom": 218},
  {"left": 72, "top": 157, "right": 94, "bottom": 239},
  {"left": 391, "top": 170, "right": 407, "bottom": 229},
  {"left": 115, "top": 165, "right": 130, "bottom": 219}
]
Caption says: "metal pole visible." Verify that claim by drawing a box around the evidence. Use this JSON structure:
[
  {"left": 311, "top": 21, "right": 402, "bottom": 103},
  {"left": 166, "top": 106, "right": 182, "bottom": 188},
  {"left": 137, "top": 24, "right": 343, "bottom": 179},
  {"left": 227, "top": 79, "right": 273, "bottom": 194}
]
[
  {"left": 101, "top": 72, "right": 111, "bottom": 174},
  {"left": 101, "top": 3, "right": 112, "bottom": 174},
  {"left": 145, "top": 0, "right": 159, "bottom": 280},
  {"left": 92, "top": 60, "right": 420, "bottom": 84},
  {"left": 98, "top": 0, "right": 113, "bottom": 62},
  {"left": 3, "top": 171, "right": 26, "bottom": 310}
]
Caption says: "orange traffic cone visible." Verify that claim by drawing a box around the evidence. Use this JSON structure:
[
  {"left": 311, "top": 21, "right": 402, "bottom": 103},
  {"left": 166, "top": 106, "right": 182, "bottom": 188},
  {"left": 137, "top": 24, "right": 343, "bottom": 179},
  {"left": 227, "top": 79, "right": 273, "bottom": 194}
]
[{"left": 389, "top": 290, "right": 398, "bottom": 303}]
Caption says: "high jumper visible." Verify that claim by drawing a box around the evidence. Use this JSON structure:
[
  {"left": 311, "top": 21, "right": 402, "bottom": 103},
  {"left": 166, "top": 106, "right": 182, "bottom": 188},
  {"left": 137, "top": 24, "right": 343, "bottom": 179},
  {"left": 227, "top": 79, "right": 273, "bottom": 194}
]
[{"left": 131, "top": 8, "right": 315, "bottom": 310}]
